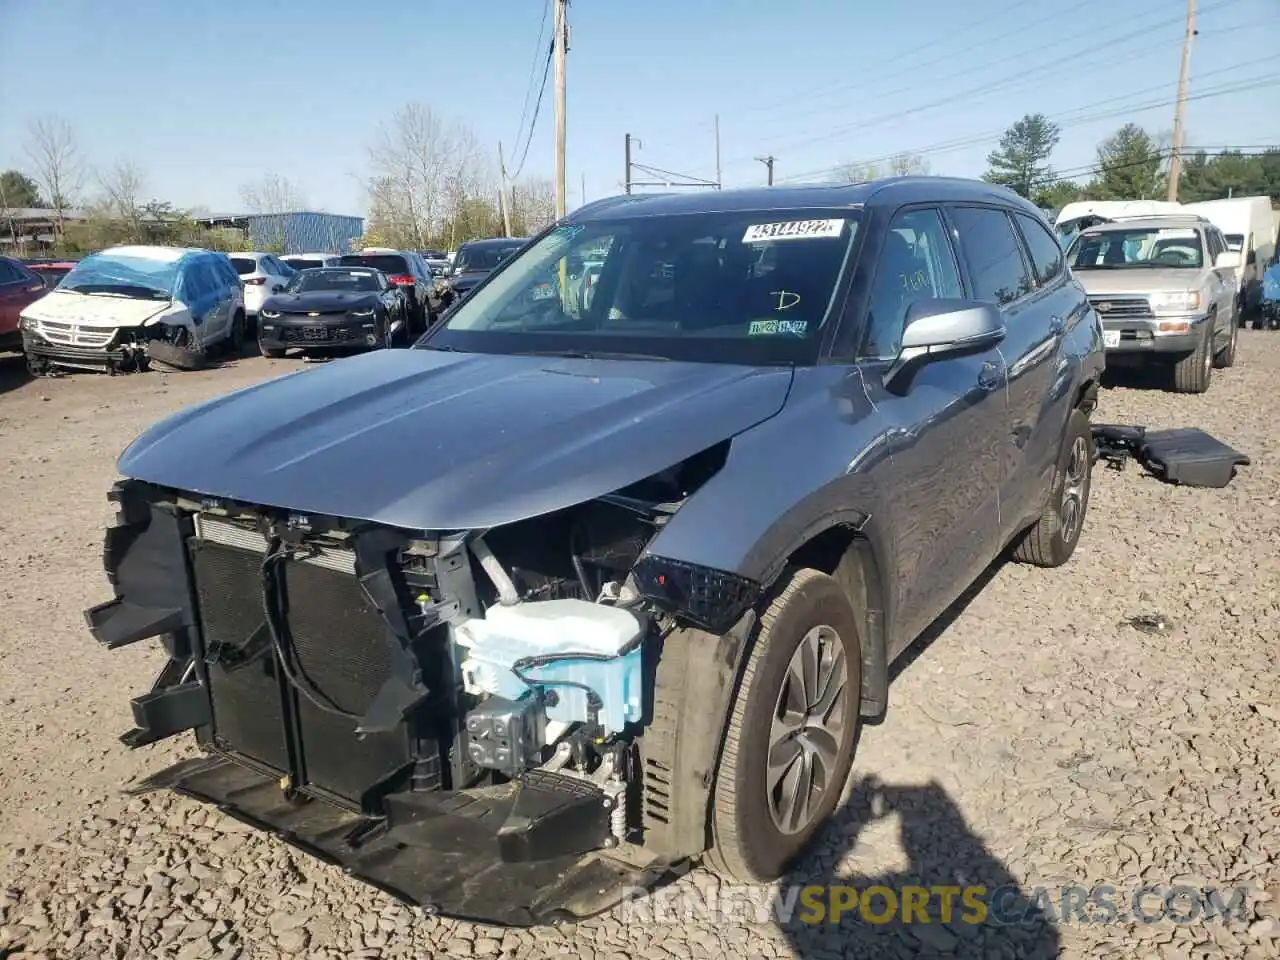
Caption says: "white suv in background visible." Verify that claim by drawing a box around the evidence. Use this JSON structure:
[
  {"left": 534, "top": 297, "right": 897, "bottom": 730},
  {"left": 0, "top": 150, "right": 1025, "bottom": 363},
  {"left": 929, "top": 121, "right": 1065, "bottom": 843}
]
[
  {"left": 281, "top": 253, "right": 343, "bottom": 272},
  {"left": 229, "top": 252, "right": 295, "bottom": 318}
]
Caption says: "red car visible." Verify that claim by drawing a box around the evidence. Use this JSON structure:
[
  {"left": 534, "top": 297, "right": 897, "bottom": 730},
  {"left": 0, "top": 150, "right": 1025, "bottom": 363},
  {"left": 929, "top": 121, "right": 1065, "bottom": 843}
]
[
  {"left": 22, "top": 258, "right": 78, "bottom": 289},
  {"left": 0, "top": 256, "right": 50, "bottom": 354}
]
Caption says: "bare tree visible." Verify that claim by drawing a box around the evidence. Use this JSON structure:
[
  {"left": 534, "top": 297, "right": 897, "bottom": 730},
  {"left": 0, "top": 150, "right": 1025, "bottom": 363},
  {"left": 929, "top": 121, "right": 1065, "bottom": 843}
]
[
  {"left": 830, "top": 152, "right": 930, "bottom": 185},
  {"left": 24, "top": 116, "right": 86, "bottom": 234},
  {"left": 510, "top": 176, "right": 556, "bottom": 235},
  {"left": 365, "top": 103, "right": 492, "bottom": 249},
  {"left": 98, "top": 159, "right": 147, "bottom": 236}
]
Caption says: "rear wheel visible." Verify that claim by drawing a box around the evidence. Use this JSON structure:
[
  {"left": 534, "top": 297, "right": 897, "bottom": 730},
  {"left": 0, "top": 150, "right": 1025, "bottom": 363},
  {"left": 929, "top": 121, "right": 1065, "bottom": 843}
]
[
  {"left": 705, "top": 567, "right": 861, "bottom": 882},
  {"left": 1012, "top": 407, "right": 1092, "bottom": 568},
  {"left": 1171, "top": 320, "right": 1213, "bottom": 393}
]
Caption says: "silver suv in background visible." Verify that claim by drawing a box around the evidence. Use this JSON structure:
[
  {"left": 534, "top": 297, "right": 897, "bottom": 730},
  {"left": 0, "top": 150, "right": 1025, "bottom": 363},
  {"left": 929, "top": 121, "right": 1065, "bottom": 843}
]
[{"left": 1065, "top": 214, "right": 1241, "bottom": 393}]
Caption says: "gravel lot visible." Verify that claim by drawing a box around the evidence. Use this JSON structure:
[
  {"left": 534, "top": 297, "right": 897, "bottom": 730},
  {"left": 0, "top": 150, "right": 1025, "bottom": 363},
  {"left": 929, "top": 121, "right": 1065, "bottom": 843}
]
[{"left": 1, "top": 336, "right": 1278, "bottom": 960}]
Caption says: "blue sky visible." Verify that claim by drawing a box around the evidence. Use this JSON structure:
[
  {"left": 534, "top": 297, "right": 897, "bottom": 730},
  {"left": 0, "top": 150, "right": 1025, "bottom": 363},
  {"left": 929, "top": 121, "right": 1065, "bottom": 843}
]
[{"left": 1, "top": 0, "right": 1277, "bottom": 216}]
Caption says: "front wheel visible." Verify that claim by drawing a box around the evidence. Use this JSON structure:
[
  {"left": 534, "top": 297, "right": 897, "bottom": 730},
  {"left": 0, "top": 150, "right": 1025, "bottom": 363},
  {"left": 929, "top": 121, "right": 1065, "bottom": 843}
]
[
  {"left": 705, "top": 567, "right": 862, "bottom": 882},
  {"left": 1171, "top": 321, "right": 1213, "bottom": 393},
  {"left": 259, "top": 344, "right": 285, "bottom": 359},
  {"left": 1012, "top": 407, "right": 1092, "bottom": 567},
  {"left": 1213, "top": 315, "right": 1238, "bottom": 368}
]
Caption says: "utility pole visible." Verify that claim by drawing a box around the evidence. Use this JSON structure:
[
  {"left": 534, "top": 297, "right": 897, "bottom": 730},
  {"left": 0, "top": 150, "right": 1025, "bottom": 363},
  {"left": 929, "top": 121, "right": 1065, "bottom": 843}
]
[
  {"left": 497, "top": 141, "right": 512, "bottom": 237},
  {"left": 714, "top": 115, "right": 722, "bottom": 190},
  {"left": 581, "top": 172, "right": 586, "bottom": 207},
  {"left": 1166, "top": 0, "right": 1196, "bottom": 202},
  {"left": 624, "top": 133, "right": 633, "bottom": 194},
  {"left": 756, "top": 155, "right": 776, "bottom": 186},
  {"left": 553, "top": 0, "right": 569, "bottom": 219}
]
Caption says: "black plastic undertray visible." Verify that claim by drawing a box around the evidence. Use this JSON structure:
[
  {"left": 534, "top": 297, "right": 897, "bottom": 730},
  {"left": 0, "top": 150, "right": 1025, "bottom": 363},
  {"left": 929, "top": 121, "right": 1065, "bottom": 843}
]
[{"left": 1092, "top": 424, "right": 1250, "bottom": 488}]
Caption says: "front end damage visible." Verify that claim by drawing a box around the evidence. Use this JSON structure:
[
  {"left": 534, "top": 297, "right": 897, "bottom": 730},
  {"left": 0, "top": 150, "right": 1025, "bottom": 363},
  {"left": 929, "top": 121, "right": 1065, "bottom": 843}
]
[
  {"left": 87, "top": 447, "right": 761, "bottom": 926},
  {"left": 22, "top": 318, "right": 204, "bottom": 375}
]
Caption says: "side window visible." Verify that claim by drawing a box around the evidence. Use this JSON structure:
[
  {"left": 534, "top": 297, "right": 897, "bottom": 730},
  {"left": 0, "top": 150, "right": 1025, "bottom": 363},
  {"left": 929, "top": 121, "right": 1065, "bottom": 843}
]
[
  {"left": 1014, "top": 213, "right": 1064, "bottom": 287},
  {"left": 950, "top": 206, "right": 1034, "bottom": 306},
  {"left": 862, "top": 207, "right": 962, "bottom": 358}
]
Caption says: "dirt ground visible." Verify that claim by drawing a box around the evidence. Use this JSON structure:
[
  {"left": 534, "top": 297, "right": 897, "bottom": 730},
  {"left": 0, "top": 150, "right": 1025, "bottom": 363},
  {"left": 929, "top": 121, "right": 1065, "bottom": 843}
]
[{"left": 0, "top": 336, "right": 1278, "bottom": 960}]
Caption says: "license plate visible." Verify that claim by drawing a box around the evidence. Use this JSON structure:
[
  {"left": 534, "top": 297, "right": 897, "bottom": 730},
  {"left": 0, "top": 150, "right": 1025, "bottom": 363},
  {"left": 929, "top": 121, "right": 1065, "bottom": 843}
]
[
  {"left": 1103, "top": 329, "right": 1121, "bottom": 348},
  {"left": 302, "top": 326, "right": 328, "bottom": 341}
]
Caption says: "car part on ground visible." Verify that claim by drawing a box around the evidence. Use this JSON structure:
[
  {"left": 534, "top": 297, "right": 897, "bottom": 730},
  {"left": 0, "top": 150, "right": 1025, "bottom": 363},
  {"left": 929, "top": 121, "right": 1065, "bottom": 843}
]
[
  {"left": 1092, "top": 423, "right": 1250, "bottom": 487},
  {"left": 85, "top": 177, "right": 1104, "bottom": 927}
]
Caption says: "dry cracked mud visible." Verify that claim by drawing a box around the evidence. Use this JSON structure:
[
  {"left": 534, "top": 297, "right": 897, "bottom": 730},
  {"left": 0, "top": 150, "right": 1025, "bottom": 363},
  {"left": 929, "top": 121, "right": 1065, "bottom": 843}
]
[{"left": 1, "top": 335, "right": 1277, "bottom": 959}]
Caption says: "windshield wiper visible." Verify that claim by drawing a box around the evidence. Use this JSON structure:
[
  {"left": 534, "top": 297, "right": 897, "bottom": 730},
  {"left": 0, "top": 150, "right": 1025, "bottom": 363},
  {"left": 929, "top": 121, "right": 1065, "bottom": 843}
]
[{"left": 514, "top": 349, "right": 672, "bottom": 361}]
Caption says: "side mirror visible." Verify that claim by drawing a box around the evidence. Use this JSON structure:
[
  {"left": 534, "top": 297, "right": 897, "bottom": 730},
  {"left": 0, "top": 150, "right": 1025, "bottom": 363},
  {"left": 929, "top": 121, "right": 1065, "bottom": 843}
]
[
  {"left": 1215, "top": 251, "right": 1242, "bottom": 270},
  {"left": 883, "top": 298, "right": 1006, "bottom": 392}
]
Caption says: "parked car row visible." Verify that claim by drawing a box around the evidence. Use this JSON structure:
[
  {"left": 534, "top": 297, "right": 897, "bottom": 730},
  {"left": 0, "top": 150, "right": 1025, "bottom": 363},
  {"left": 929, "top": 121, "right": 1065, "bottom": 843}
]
[{"left": 5, "top": 244, "right": 433, "bottom": 376}]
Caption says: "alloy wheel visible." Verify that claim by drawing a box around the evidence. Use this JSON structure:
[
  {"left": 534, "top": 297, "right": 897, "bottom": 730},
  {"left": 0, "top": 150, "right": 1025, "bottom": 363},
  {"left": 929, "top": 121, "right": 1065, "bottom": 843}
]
[
  {"left": 767, "top": 625, "right": 849, "bottom": 835},
  {"left": 1060, "top": 434, "right": 1090, "bottom": 544}
]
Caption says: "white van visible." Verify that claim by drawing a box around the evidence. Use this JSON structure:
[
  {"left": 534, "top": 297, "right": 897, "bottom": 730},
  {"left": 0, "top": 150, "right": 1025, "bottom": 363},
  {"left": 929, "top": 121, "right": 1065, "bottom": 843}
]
[
  {"left": 1183, "top": 196, "right": 1277, "bottom": 313},
  {"left": 1054, "top": 200, "right": 1184, "bottom": 249}
]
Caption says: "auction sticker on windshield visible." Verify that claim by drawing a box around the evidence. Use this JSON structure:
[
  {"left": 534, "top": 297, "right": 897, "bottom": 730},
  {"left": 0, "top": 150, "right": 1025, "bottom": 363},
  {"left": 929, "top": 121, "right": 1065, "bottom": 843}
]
[
  {"left": 743, "top": 219, "right": 844, "bottom": 243},
  {"left": 748, "top": 319, "right": 808, "bottom": 336}
]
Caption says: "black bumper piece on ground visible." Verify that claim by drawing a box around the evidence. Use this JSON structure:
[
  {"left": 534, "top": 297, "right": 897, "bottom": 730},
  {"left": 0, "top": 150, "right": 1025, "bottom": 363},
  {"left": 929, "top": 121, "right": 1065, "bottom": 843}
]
[
  {"left": 128, "top": 756, "right": 660, "bottom": 927},
  {"left": 1092, "top": 424, "right": 1250, "bottom": 488}
]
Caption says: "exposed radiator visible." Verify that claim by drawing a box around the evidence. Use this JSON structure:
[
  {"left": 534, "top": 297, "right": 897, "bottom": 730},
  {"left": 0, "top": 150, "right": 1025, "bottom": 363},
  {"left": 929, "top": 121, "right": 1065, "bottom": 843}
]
[{"left": 189, "top": 521, "right": 415, "bottom": 809}]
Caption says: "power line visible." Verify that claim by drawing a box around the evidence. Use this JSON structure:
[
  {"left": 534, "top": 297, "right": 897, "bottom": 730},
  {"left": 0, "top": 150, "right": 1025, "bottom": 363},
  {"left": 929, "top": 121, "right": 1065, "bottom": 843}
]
[
  {"left": 774, "top": 72, "right": 1280, "bottom": 185},
  {"left": 709, "top": 0, "right": 1249, "bottom": 175},
  {"left": 784, "top": 65, "right": 1267, "bottom": 181},
  {"left": 645, "top": 0, "right": 1245, "bottom": 159},
  {"left": 509, "top": 0, "right": 550, "bottom": 158},
  {"left": 508, "top": 36, "right": 554, "bottom": 181}
]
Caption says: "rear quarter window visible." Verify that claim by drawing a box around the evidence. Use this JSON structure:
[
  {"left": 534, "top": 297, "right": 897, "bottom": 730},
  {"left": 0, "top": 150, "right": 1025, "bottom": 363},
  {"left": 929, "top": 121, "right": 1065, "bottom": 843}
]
[
  {"left": 951, "top": 206, "right": 1035, "bottom": 305},
  {"left": 1014, "top": 213, "right": 1065, "bottom": 286}
]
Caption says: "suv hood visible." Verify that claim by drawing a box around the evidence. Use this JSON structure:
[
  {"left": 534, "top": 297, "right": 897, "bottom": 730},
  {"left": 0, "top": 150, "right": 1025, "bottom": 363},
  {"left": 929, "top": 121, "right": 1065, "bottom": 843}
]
[
  {"left": 20, "top": 289, "right": 171, "bottom": 328},
  {"left": 1072, "top": 267, "right": 1205, "bottom": 296},
  {"left": 117, "top": 348, "right": 794, "bottom": 531}
]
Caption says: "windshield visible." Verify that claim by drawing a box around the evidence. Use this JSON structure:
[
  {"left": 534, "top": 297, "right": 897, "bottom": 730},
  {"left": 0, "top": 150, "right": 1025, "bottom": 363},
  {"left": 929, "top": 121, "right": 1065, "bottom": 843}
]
[
  {"left": 285, "top": 269, "right": 380, "bottom": 293},
  {"left": 1068, "top": 227, "right": 1204, "bottom": 270},
  {"left": 423, "top": 210, "right": 860, "bottom": 365},
  {"left": 60, "top": 251, "right": 181, "bottom": 298},
  {"left": 454, "top": 243, "right": 523, "bottom": 273},
  {"left": 339, "top": 254, "right": 408, "bottom": 275},
  {"left": 229, "top": 257, "right": 258, "bottom": 275},
  {"left": 284, "top": 258, "right": 325, "bottom": 270}
]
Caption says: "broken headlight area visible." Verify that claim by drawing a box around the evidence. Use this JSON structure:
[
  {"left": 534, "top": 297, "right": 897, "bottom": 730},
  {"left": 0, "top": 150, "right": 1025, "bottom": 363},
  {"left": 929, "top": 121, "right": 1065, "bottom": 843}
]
[
  {"left": 85, "top": 449, "right": 747, "bottom": 923},
  {"left": 23, "top": 322, "right": 200, "bottom": 375}
]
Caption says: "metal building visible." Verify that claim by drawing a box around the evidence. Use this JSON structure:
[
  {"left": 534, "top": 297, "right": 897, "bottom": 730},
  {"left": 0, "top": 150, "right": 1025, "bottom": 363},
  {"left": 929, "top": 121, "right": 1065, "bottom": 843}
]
[{"left": 193, "top": 211, "right": 364, "bottom": 255}]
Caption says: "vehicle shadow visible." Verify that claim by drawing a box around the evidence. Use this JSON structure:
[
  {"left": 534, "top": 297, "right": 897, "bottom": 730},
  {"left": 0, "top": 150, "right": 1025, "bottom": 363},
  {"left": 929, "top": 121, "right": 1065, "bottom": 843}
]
[
  {"left": 0, "top": 354, "right": 31, "bottom": 396},
  {"left": 776, "top": 776, "right": 1061, "bottom": 959},
  {"left": 1099, "top": 365, "right": 1173, "bottom": 392}
]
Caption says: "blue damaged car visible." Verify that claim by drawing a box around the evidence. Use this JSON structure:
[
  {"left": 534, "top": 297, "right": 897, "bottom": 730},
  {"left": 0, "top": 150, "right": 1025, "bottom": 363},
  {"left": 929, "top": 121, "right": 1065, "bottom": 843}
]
[{"left": 86, "top": 176, "right": 1105, "bottom": 926}]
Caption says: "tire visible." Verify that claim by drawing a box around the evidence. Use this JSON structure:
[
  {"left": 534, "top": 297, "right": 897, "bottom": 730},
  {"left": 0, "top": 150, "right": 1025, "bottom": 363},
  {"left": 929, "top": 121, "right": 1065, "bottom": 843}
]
[
  {"left": 705, "top": 567, "right": 862, "bottom": 883},
  {"left": 260, "top": 344, "right": 285, "bottom": 359},
  {"left": 226, "top": 311, "right": 246, "bottom": 356},
  {"left": 148, "top": 339, "right": 207, "bottom": 372},
  {"left": 1171, "top": 320, "right": 1213, "bottom": 393},
  {"left": 1213, "top": 314, "right": 1238, "bottom": 368},
  {"left": 1012, "top": 407, "right": 1092, "bottom": 568}
]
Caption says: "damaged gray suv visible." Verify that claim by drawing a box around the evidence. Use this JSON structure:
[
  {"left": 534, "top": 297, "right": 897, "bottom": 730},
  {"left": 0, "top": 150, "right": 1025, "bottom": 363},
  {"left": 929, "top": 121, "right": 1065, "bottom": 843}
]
[{"left": 88, "top": 177, "right": 1105, "bottom": 926}]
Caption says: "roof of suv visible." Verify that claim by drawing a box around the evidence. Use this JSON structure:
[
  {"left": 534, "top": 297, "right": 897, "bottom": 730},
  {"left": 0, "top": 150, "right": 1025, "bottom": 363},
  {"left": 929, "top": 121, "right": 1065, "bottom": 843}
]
[
  {"left": 569, "top": 176, "right": 1039, "bottom": 222},
  {"left": 1083, "top": 215, "right": 1209, "bottom": 233}
]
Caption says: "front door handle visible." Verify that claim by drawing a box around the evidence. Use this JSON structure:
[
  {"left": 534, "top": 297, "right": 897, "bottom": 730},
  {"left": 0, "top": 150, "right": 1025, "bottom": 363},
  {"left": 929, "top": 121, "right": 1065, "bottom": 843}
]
[{"left": 978, "top": 360, "right": 1003, "bottom": 391}]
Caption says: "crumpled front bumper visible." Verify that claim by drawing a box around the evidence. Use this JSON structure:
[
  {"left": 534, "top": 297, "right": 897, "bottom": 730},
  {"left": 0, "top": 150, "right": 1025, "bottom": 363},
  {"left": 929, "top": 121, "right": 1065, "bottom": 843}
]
[{"left": 128, "top": 755, "right": 663, "bottom": 927}]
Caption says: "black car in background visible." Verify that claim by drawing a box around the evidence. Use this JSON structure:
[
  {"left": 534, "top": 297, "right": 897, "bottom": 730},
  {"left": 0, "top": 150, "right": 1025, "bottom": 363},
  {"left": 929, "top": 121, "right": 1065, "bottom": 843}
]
[
  {"left": 257, "top": 266, "right": 409, "bottom": 358},
  {"left": 442, "top": 237, "right": 527, "bottom": 305},
  {"left": 336, "top": 250, "right": 434, "bottom": 333}
]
